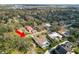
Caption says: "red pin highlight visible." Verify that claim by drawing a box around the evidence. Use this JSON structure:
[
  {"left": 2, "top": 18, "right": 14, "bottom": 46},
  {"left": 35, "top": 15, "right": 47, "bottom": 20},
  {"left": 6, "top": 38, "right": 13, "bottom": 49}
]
[{"left": 16, "top": 29, "right": 26, "bottom": 38}]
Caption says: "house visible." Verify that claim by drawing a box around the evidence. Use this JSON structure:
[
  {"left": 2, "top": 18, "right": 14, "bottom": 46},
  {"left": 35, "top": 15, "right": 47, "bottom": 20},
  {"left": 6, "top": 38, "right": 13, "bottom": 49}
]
[
  {"left": 44, "top": 23, "right": 51, "bottom": 27},
  {"left": 45, "top": 41, "right": 73, "bottom": 54},
  {"left": 60, "top": 41, "right": 73, "bottom": 52},
  {"left": 58, "top": 30, "right": 70, "bottom": 37},
  {"left": 48, "top": 32, "right": 62, "bottom": 41},
  {"left": 58, "top": 26, "right": 70, "bottom": 37},
  {"left": 43, "top": 23, "right": 51, "bottom": 31},
  {"left": 33, "top": 35, "right": 50, "bottom": 49},
  {"left": 25, "top": 25, "right": 34, "bottom": 34}
]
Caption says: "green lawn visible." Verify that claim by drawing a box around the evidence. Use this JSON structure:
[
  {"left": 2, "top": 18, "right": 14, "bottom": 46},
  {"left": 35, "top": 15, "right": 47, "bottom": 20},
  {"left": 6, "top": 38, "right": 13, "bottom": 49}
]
[{"left": 74, "top": 47, "right": 79, "bottom": 54}]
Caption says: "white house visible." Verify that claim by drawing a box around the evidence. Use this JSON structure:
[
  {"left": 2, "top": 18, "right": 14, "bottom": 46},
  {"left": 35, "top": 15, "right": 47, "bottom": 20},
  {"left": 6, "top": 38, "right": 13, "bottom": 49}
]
[
  {"left": 48, "top": 32, "right": 62, "bottom": 40},
  {"left": 44, "top": 23, "right": 51, "bottom": 27},
  {"left": 44, "top": 23, "right": 51, "bottom": 31}
]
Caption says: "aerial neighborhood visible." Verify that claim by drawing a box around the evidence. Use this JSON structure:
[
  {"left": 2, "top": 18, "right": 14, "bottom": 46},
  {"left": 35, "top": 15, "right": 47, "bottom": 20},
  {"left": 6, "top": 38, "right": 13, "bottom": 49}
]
[{"left": 0, "top": 5, "right": 79, "bottom": 54}]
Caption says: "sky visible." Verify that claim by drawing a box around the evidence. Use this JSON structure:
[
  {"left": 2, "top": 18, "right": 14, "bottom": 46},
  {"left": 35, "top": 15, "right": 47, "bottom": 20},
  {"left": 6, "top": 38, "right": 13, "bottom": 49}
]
[{"left": 0, "top": 0, "right": 79, "bottom": 4}]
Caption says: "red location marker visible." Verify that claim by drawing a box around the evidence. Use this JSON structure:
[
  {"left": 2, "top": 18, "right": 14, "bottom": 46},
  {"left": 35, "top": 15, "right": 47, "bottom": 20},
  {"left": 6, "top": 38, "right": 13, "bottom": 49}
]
[{"left": 16, "top": 29, "right": 26, "bottom": 38}]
